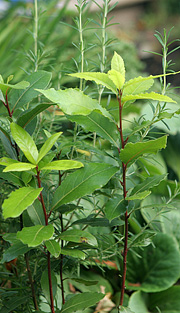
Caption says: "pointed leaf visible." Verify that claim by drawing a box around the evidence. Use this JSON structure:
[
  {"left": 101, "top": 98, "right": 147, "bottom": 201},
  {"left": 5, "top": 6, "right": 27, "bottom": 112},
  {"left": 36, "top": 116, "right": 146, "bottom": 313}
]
[
  {"left": 40, "top": 160, "right": 84, "bottom": 171},
  {"left": 0, "top": 157, "right": 19, "bottom": 166},
  {"left": 108, "top": 69, "right": 125, "bottom": 90},
  {"left": 61, "top": 248, "right": 86, "bottom": 259},
  {"left": 41, "top": 269, "right": 57, "bottom": 304},
  {"left": 37, "top": 132, "right": 62, "bottom": 163},
  {"left": 0, "top": 127, "right": 17, "bottom": 159},
  {"left": 45, "top": 239, "right": 61, "bottom": 257},
  {"left": 61, "top": 292, "right": 104, "bottom": 313},
  {"left": 17, "top": 224, "right": 54, "bottom": 247},
  {"left": 51, "top": 163, "right": 118, "bottom": 210},
  {"left": 17, "top": 103, "right": 52, "bottom": 128},
  {"left": 67, "top": 111, "right": 119, "bottom": 148},
  {"left": 37, "top": 88, "right": 111, "bottom": 118},
  {"left": 0, "top": 168, "right": 24, "bottom": 187},
  {"left": 126, "top": 190, "right": 151, "bottom": 200},
  {"left": 111, "top": 51, "right": 125, "bottom": 78},
  {"left": 10, "top": 123, "right": 38, "bottom": 164},
  {"left": 105, "top": 195, "right": 126, "bottom": 221},
  {"left": 1, "top": 240, "right": 31, "bottom": 263},
  {"left": 122, "top": 92, "right": 176, "bottom": 104},
  {"left": 26, "top": 199, "right": 45, "bottom": 225},
  {"left": 123, "top": 76, "right": 154, "bottom": 95},
  {"left": 120, "top": 136, "right": 167, "bottom": 166},
  {"left": 3, "top": 162, "right": 36, "bottom": 172},
  {"left": 3, "top": 187, "right": 42, "bottom": 219},
  {"left": 0, "top": 80, "right": 29, "bottom": 95},
  {"left": 59, "top": 229, "right": 97, "bottom": 246},
  {"left": 69, "top": 72, "right": 117, "bottom": 94}
]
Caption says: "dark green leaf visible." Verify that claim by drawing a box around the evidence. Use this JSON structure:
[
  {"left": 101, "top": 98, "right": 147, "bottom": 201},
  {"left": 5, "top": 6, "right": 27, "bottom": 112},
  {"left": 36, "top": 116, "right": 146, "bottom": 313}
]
[
  {"left": 17, "top": 103, "right": 52, "bottom": 128},
  {"left": 41, "top": 269, "right": 57, "bottom": 304},
  {"left": 1, "top": 240, "right": 31, "bottom": 263},
  {"left": 1, "top": 296, "right": 29, "bottom": 313}
]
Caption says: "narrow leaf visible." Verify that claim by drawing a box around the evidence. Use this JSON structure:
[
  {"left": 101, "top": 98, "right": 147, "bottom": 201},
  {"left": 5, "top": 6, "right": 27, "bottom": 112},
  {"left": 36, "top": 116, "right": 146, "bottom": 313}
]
[
  {"left": 45, "top": 239, "right": 61, "bottom": 257},
  {"left": 126, "top": 190, "right": 151, "bottom": 200},
  {"left": 17, "top": 224, "right": 54, "bottom": 247},
  {"left": 122, "top": 92, "right": 176, "bottom": 104},
  {"left": 59, "top": 229, "right": 97, "bottom": 246},
  {"left": 17, "top": 103, "right": 52, "bottom": 128},
  {"left": 41, "top": 160, "right": 84, "bottom": 171},
  {"left": 3, "top": 162, "right": 36, "bottom": 172},
  {"left": 37, "top": 132, "right": 62, "bottom": 163},
  {"left": 10, "top": 123, "right": 38, "bottom": 164},
  {"left": 3, "top": 187, "right": 42, "bottom": 219},
  {"left": 1, "top": 240, "right": 31, "bottom": 263},
  {"left": 61, "top": 248, "right": 86, "bottom": 259},
  {"left": 1, "top": 296, "right": 29, "bottom": 313},
  {"left": 111, "top": 51, "right": 125, "bottom": 78}
]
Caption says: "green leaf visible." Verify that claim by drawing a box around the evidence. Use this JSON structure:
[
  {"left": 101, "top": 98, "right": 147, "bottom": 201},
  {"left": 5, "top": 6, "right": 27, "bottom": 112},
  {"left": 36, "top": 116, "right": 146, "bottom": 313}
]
[
  {"left": 41, "top": 269, "right": 57, "bottom": 304},
  {"left": 0, "top": 157, "right": 19, "bottom": 166},
  {"left": 1, "top": 240, "right": 31, "bottom": 263},
  {"left": 129, "top": 291, "right": 149, "bottom": 313},
  {"left": 123, "top": 76, "right": 154, "bottom": 96},
  {"left": 45, "top": 239, "right": 61, "bottom": 257},
  {"left": 148, "top": 286, "right": 180, "bottom": 313},
  {"left": 9, "top": 71, "right": 52, "bottom": 110},
  {"left": 105, "top": 195, "right": 126, "bottom": 221},
  {"left": 111, "top": 51, "right": 125, "bottom": 78},
  {"left": 120, "top": 136, "right": 167, "bottom": 166},
  {"left": 122, "top": 92, "right": 176, "bottom": 104},
  {"left": 126, "top": 233, "right": 180, "bottom": 292},
  {"left": 51, "top": 163, "right": 118, "bottom": 210},
  {"left": 119, "top": 307, "right": 135, "bottom": 313},
  {"left": 126, "top": 190, "right": 151, "bottom": 200},
  {"left": 17, "top": 224, "right": 54, "bottom": 247},
  {"left": 67, "top": 111, "right": 119, "bottom": 148},
  {"left": 2, "top": 187, "right": 42, "bottom": 219},
  {"left": 69, "top": 72, "right": 117, "bottom": 94},
  {"left": 0, "top": 168, "right": 24, "bottom": 187},
  {"left": 61, "top": 247, "right": 86, "bottom": 259},
  {"left": 26, "top": 199, "right": 45, "bottom": 225},
  {"left": 37, "top": 88, "right": 111, "bottom": 118},
  {"left": 3, "top": 162, "right": 36, "bottom": 172},
  {"left": 37, "top": 132, "right": 62, "bottom": 163},
  {"left": 40, "top": 160, "right": 84, "bottom": 171},
  {"left": 59, "top": 229, "right": 97, "bottom": 246},
  {"left": 1, "top": 296, "right": 29, "bottom": 313},
  {"left": 0, "top": 127, "right": 17, "bottom": 159},
  {"left": 10, "top": 123, "right": 38, "bottom": 164},
  {"left": 60, "top": 292, "right": 104, "bottom": 313},
  {"left": 17, "top": 103, "right": 52, "bottom": 128},
  {"left": 70, "top": 278, "right": 98, "bottom": 286},
  {"left": 108, "top": 69, "right": 125, "bottom": 90},
  {"left": 127, "top": 174, "right": 167, "bottom": 200},
  {"left": 0, "top": 80, "right": 29, "bottom": 95},
  {"left": 161, "top": 209, "right": 180, "bottom": 248}
]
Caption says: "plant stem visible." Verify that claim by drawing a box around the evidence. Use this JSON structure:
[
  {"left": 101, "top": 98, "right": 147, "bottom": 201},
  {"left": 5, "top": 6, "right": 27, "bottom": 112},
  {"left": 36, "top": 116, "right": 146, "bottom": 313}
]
[
  {"left": 79, "top": 0, "right": 84, "bottom": 91},
  {"left": 34, "top": 0, "right": 38, "bottom": 72},
  {"left": 36, "top": 166, "right": 55, "bottom": 313},
  {"left": 25, "top": 253, "right": 39, "bottom": 310},
  {"left": 60, "top": 214, "right": 65, "bottom": 305}
]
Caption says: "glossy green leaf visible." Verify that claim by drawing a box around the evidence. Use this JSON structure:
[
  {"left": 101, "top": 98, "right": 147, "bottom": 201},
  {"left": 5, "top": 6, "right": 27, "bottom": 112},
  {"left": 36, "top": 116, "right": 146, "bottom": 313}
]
[
  {"left": 17, "top": 103, "right": 52, "bottom": 128},
  {"left": 0, "top": 157, "right": 19, "bottom": 166},
  {"left": 37, "top": 132, "right": 62, "bottom": 163},
  {"left": 9, "top": 71, "right": 52, "bottom": 110},
  {"left": 3, "top": 187, "right": 42, "bottom": 219},
  {"left": 37, "top": 88, "right": 111, "bottom": 118},
  {"left": 120, "top": 136, "right": 167, "bottom": 166},
  {"left": 61, "top": 292, "right": 104, "bottom": 313},
  {"left": 111, "top": 51, "right": 125, "bottom": 78},
  {"left": 67, "top": 111, "right": 119, "bottom": 148},
  {"left": 123, "top": 76, "right": 154, "bottom": 96},
  {"left": 10, "top": 123, "right": 38, "bottom": 164},
  {"left": 61, "top": 247, "right": 86, "bottom": 259},
  {"left": 108, "top": 69, "right": 125, "bottom": 90},
  {"left": 41, "top": 160, "right": 84, "bottom": 171},
  {"left": 0, "top": 80, "right": 29, "bottom": 95},
  {"left": 1, "top": 239, "right": 31, "bottom": 263},
  {"left": 59, "top": 229, "right": 97, "bottom": 246},
  {"left": 126, "top": 233, "right": 180, "bottom": 292},
  {"left": 17, "top": 224, "right": 54, "bottom": 247},
  {"left": 45, "top": 239, "right": 61, "bottom": 257},
  {"left": 69, "top": 72, "right": 117, "bottom": 94},
  {"left": 122, "top": 92, "right": 176, "bottom": 104},
  {"left": 41, "top": 269, "right": 57, "bottom": 304},
  {"left": 105, "top": 195, "right": 126, "bottom": 221},
  {"left": 51, "top": 163, "right": 118, "bottom": 210},
  {"left": 26, "top": 199, "right": 45, "bottom": 225},
  {"left": 3, "top": 162, "right": 36, "bottom": 172}
]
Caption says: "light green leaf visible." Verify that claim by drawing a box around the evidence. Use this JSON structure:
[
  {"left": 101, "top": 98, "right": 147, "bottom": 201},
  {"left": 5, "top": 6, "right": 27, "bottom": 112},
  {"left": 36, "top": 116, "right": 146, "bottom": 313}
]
[
  {"left": 0, "top": 80, "right": 29, "bottom": 95},
  {"left": 60, "top": 292, "right": 104, "bottom": 313},
  {"left": 69, "top": 72, "right": 117, "bottom": 94},
  {"left": 129, "top": 291, "right": 149, "bottom": 313},
  {"left": 119, "top": 307, "right": 135, "bottom": 313},
  {"left": 17, "top": 224, "right": 54, "bottom": 247},
  {"left": 45, "top": 239, "right": 61, "bottom": 258},
  {"left": 123, "top": 76, "right": 154, "bottom": 96},
  {"left": 111, "top": 51, "right": 125, "bottom": 78},
  {"left": 41, "top": 160, "right": 84, "bottom": 171},
  {"left": 61, "top": 248, "right": 86, "bottom": 259},
  {"left": 37, "top": 88, "right": 111, "bottom": 118},
  {"left": 108, "top": 69, "right": 125, "bottom": 90},
  {"left": 3, "top": 187, "right": 42, "bottom": 219},
  {"left": 0, "top": 157, "right": 19, "bottom": 166},
  {"left": 3, "top": 162, "right": 36, "bottom": 172},
  {"left": 10, "top": 123, "right": 38, "bottom": 164},
  {"left": 59, "top": 229, "right": 97, "bottom": 246},
  {"left": 41, "top": 269, "right": 57, "bottom": 304},
  {"left": 126, "top": 233, "right": 180, "bottom": 292},
  {"left": 122, "top": 92, "right": 176, "bottom": 104},
  {"left": 51, "top": 163, "right": 118, "bottom": 210},
  {"left": 67, "top": 111, "right": 119, "bottom": 148},
  {"left": 126, "top": 190, "right": 151, "bottom": 200},
  {"left": 37, "top": 132, "right": 62, "bottom": 163},
  {"left": 120, "top": 136, "right": 167, "bottom": 166}
]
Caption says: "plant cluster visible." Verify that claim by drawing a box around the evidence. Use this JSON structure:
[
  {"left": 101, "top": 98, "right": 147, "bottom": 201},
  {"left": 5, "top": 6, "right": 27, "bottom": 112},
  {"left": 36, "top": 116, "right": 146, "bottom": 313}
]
[{"left": 0, "top": 1, "right": 180, "bottom": 313}]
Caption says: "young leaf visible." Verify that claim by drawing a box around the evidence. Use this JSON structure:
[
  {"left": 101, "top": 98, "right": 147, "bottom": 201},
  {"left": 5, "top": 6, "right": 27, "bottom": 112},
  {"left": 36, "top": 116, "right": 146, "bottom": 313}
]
[
  {"left": 45, "top": 239, "right": 61, "bottom": 258},
  {"left": 108, "top": 69, "right": 125, "bottom": 90},
  {"left": 122, "top": 92, "right": 176, "bottom": 104},
  {"left": 59, "top": 229, "right": 97, "bottom": 246},
  {"left": 61, "top": 292, "right": 104, "bottom": 313},
  {"left": 3, "top": 187, "right": 42, "bottom": 219},
  {"left": 51, "top": 163, "right": 119, "bottom": 210},
  {"left": 41, "top": 269, "right": 57, "bottom": 304},
  {"left": 37, "top": 132, "right": 62, "bottom": 163},
  {"left": 123, "top": 76, "right": 154, "bottom": 95},
  {"left": 10, "top": 123, "right": 38, "bottom": 164},
  {"left": 0, "top": 80, "right": 29, "bottom": 95},
  {"left": 111, "top": 51, "right": 125, "bottom": 78},
  {"left": 17, "top": 224, "right": 54, "bottom": 247},
  {"left": 120, "top": 136, "right": 167, "bottom": 166},
  {"left": 40, "top": 160, "right": 84, "bottom": 171},
  {"left": 69, "top": 72, "right": 117, "bottom": 94},
  {"left": 3, "top": 162, "right": 36, "bottom": 172},
  {"left": 0, "top": 157, "right": 19, "bottom": 166}
]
